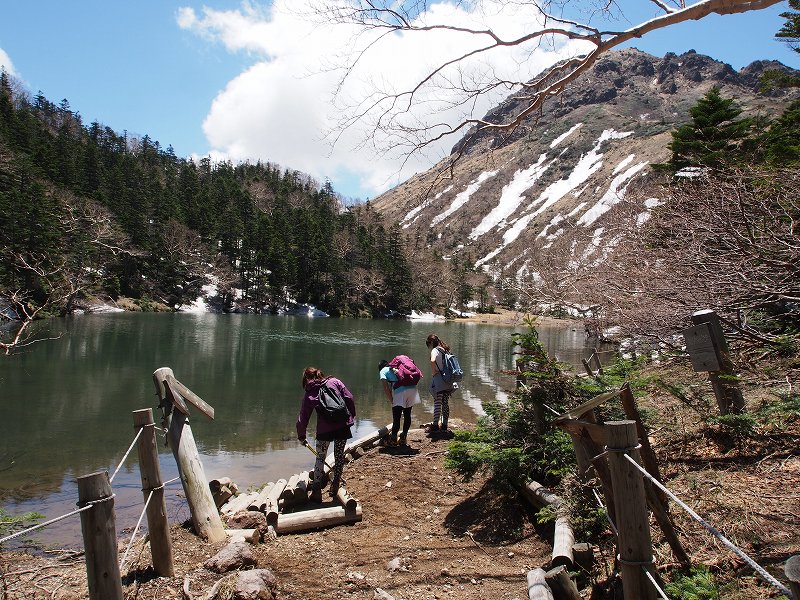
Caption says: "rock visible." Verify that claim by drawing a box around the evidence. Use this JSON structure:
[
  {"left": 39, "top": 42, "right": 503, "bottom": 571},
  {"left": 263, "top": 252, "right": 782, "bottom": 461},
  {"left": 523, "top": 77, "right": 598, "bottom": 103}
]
[
  {"left": 227, "top": 510, "right": 268, "bottom": 533},
  {"left": 374, "top": 588, "right": 395, "bottom": 600},
  {"left": 204, "top": 540, "right": 257, "bottom": 573},
  {"left": 232, "top": 569, "right": 278, "bottom": 600}
]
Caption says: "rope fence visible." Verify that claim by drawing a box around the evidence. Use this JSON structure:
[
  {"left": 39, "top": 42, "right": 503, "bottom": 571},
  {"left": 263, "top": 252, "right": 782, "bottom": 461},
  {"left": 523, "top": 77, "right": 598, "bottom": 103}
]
[
  {"left": 0, "top": 424, "right": 172, "bottom": 550},
  {"left": 622, "top": 452, "right": 793, "bottom": 598},
  {"left": 118, "top": 476, "right": 180, "bottom": 573}
]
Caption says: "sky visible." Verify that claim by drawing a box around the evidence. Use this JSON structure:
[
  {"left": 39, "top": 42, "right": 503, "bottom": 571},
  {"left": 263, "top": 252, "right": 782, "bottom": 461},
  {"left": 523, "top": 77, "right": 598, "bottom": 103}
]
[{"left": 0, "top": 1, "right": 797, "bottom": 201}]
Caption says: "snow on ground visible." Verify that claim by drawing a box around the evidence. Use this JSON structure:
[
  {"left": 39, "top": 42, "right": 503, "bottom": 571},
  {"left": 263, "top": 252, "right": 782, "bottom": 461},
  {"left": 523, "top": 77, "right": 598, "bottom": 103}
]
[
  {"left": 431, "top": 172, "right": 497, "bottom": 228},
  {"left": 468, "top": 155, "right": 549, "bottom": 241},
  {"left": 577, "top": 161, "right": 648, "bottom": 227},
  {"left": 408, "top": 310, "right": 446, "bottom": 321},
  {"left": 550, "top": 123, "right": 582, "bottom": 149},
  {"left": 403, "top": 185, "right": 453, "bottom": 229}
]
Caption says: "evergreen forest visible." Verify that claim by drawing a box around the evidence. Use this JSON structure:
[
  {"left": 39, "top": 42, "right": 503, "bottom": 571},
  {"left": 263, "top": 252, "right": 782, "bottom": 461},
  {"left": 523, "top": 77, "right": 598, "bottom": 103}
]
[{"left": 0, "top": 70, "right": 418, "bottom": 325}]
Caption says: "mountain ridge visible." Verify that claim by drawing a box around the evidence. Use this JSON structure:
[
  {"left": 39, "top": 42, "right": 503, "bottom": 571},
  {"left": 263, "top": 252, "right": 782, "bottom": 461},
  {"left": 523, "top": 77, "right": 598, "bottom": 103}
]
[{"left": 372, "top": 48, "right": 799, "bottom": 283}]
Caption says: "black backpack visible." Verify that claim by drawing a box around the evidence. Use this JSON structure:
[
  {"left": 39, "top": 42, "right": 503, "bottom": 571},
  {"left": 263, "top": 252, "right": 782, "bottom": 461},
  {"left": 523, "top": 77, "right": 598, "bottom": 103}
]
[{"left": 316, "top": 380, "right": 350, "bottom": 424}]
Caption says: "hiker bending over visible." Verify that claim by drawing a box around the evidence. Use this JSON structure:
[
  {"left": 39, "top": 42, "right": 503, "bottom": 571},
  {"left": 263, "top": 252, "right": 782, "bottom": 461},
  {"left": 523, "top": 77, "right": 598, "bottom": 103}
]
[
  {"left": 296, "top": 366, "right": 356, "bottom": 502},
  {"left": 379, "top": 356, "right": 422, "bottom": 447},
  {"left": 426, "top": 334, "right": 455, "bottom": 432}
]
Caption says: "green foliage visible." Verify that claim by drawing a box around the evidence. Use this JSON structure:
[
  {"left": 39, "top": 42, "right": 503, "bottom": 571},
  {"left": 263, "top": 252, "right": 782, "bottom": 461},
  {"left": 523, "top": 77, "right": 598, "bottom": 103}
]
[
  {"left": 445, "top": 317, "right": 592, "bottom": 489},
  {"left": 752, "top": 391, "right": 800, "bottom": 428},
  {"left": 664, "top": 566, "right": 720, "bottom": 600},
  {"left": 777, "top": 0, "right": 800, "bottom": 53},
  {"left": 660, "top": 87, "right": 751, "bottom": 173},
  {"left": 0, "top": 80, "right": 418, "bottom": 318},
  {"left": 0, "top": 507, "right": 44, "bottom": 538}
]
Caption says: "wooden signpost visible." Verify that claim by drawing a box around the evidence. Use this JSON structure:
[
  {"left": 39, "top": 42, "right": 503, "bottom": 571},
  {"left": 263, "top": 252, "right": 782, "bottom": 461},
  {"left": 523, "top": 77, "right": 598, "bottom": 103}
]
[{"left": 685, "top": 310, "right": 745, "bottom": 415}]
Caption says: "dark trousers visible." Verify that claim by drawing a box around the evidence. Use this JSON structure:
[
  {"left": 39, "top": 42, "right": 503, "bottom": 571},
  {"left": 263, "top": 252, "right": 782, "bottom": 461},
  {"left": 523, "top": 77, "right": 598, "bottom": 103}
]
[{"left": 391, "top": 405, "right": 412, "bottom": 440}]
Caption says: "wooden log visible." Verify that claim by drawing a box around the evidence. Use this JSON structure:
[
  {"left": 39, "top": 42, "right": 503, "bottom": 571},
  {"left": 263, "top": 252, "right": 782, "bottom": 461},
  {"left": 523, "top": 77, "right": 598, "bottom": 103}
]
[
  {"left": 520, "top": 480, "right": 561, "bottom": 510},
  {"left": 226, "top": 528, "right": 260, "bottom": 544},
  {"left": 552, "top": 515, "right": 575, "bottom": 569},
  {"left": 571, "top": 543, "right": 593, "bottom": 574},
  {"left": 335, "top": 487, "right": 358, "bottom": 511},
  {"left": 545, "top": 565, "right": 581, "bottom": 600},
  {"left": 519, "top": 482, "right": 574, "bottom": 569},
  {"left": 606, "top": 421, "right": 656, "bottom": 600},
  {"left": 345, "top": 424, "right": 391, "bottom": 453},
  {"left": 248, "top": 482, "right": 275, "bottom": 512},
  {"left": 212, "top": 485, "right": 234, "bottom": 509},
  {"left": 786, "top": 555, "right": 800, "bottom": 600},
  {"left": 222, "top": 491, "right": 258, "bottom": 516},
  {"left": 275, "top": 503, "right": 363, "bottom": 534},
  {"left": 153, "top": 367, "right": 226, "bottom": 543},
  {"left": 209, "top": 477, "right": 233, "bottom": 492},
  {"left": 283, "top": 474, "right": 301, "bottom": 505},
  {"left": 265, "top": 479, "right": 287, "bottom": 527},
  {"left": 526, "top": 568, "right": 555, "bottom": 600},
  {"left": 132, "top": 409, "right": 174, "bottom": 577},
  {"left": 77, "top": 471, "right": 123, "bottom": 600}
]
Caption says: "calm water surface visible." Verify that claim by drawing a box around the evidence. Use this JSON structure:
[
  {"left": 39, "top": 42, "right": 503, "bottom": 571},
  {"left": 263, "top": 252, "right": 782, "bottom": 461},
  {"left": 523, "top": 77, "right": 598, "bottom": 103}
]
[{"left": 0, "top": 313, "right": 599, "bottom": 548}]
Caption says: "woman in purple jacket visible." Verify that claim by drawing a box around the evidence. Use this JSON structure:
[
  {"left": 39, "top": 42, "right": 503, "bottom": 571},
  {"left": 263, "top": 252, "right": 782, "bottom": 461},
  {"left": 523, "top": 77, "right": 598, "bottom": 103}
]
[{"left": 296, "top": 366, "right": 357, "bottom": 502}]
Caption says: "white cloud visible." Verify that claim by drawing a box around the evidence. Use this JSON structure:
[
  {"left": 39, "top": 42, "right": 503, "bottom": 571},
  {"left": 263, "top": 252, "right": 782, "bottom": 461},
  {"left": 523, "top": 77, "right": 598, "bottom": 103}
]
[
  {"left": 0, "top": 48, "right": 15, "bottom": 76},
  {"left": 178, "top": 0, "right": 592, "bottom": 198}
]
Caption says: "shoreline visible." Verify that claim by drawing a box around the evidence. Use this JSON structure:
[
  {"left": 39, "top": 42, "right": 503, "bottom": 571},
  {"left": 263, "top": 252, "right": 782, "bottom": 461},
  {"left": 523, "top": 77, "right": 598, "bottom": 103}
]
[{"left": 448, "top": 307, "right": 578, "bottom": 329}]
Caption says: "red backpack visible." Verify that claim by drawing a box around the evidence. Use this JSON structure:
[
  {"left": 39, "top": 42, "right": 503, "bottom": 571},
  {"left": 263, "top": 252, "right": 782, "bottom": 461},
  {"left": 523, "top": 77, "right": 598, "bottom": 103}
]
[{"left": 388, "top": 355, "right": 423, "bottom": 389}]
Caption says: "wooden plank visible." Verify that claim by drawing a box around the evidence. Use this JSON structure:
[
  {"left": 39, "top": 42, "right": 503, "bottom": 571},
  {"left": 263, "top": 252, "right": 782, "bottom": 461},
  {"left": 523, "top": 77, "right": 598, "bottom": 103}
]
[
  {"left": 682, "top": 323, "right": 720, "bottom": 372},
  {"left": 553, "top": 389, "right": 620, "bottom": 423},
  {"left": 165, "top": 373, "right": 215, "bottom": 420},
  {"left": 163, "top": 379, "right": 190, "bottom": 415}
]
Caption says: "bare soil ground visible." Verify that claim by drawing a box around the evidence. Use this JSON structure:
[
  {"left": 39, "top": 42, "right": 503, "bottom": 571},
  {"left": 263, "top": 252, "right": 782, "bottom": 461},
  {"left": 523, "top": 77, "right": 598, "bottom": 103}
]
[{"left": 1, "top": 354, "right": 798, "bottom": 600}]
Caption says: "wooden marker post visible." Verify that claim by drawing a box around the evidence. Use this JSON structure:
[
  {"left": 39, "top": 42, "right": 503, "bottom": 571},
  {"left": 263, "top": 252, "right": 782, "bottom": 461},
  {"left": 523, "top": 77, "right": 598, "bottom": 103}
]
[
  {"left": 132, "top": 408, "right": 174, "bottom": 576},
  {"left": 688, "top": 310, "right": 745, "bottom": 415},
  {"left": 606, "top": 421, "right": 657, "bottom": 600},
  {"left": 152, "top": 367, "right": 226, "bottom": 543},
  {"left": 77, "top": 471, "right": 123, "bottom": 600}
]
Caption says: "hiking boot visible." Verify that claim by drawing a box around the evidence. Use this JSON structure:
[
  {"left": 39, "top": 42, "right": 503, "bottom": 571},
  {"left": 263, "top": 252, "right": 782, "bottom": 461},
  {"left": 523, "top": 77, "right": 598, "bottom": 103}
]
[
  {"left": 309, "top": 488, "right": 323, "bottom": 503},
  {"left": 385, "top": 436, "right": 398, "bottom": 447},
  {"left": 398, "top": 434, "right": 408, "bottom": 446},
  {"left": 440, "top": 422, "right": 448, "bottom": 432},
  {"left": 427, "top": 423, "right": 439, "bottom": 433}
]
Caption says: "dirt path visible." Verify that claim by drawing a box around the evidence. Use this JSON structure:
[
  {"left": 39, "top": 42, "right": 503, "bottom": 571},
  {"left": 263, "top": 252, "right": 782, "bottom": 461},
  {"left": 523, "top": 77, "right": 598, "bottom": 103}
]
[{"left": 0, "top": 421, "right": 552, "bottom": 599}]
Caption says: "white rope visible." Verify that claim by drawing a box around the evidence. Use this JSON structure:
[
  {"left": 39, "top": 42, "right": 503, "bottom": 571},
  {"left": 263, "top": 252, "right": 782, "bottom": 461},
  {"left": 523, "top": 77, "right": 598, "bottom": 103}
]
[
  {"left": 644, "top": 567, "right": 669, "bottom": 599},
  {"left": 119, "top": 489, "right": 154, "bottom": 573},
  {"left": 623, "top": 453, "right": 792, "bottom": 597},
  {"left": 0, "top": 495, "right": 113, "bottom": 545},
  {"left": 110, "top": 424, "right": 151, "bottom": 483},
  {"left": 592, "top": 488, "right": 618, "bottom": 536}
]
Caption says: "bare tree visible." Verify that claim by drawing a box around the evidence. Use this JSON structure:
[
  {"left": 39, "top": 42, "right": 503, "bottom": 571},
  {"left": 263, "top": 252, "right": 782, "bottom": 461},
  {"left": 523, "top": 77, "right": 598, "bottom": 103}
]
[
  {"left": 308, "top": 0, "right": 781, "bottom": 176},
  {"left": 596, "top": 167, "right": 800, "bottom": 344}
]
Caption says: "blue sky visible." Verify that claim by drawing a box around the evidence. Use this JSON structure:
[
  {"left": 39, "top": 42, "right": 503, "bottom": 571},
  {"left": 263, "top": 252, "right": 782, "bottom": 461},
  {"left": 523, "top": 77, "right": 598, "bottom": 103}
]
[{"left": 0, "top": 1, "right": 797, "bottom": 201}]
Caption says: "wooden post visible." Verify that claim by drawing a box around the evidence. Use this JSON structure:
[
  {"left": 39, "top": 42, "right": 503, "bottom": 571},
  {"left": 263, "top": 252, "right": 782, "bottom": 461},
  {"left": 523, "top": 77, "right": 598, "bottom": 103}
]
[
  {"left": 526, "top": 568, "right": 554, "bottom": 600},
  {"left": 690, "top": 310, "right": 745, "bottom": 415},
  {"left": 606, "top": 421, "right": 656, "bottom": 600},
  {"left": 786, "top": 555, "right": 800, "bottom": 600},
  {"left": 152, "top": 368, "right": 226, "bottom": 543},
  {"left": 132, "top": 409, "right": 174, "bottom": 577},
  {"left": 77, "top": 471, "right": 123, "bottom": 600},
  {"left": 544, "top": 565, "right": 582, "bottom": 600}
]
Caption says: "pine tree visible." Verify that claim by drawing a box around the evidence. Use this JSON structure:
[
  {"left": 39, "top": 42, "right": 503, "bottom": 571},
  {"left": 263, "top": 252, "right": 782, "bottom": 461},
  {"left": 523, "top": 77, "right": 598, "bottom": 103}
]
[
  {"left": 777, "top": 0, "right": 800, "bottom": 54},
  {"left": 663, "top": 87, "right": 751, "bottom": 173}
]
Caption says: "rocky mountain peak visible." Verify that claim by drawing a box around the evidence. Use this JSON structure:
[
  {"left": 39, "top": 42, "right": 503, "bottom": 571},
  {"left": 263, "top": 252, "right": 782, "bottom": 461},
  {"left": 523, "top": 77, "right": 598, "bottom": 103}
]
[{"left": 373, "top": 49, "right": 798, "bottom": 283}]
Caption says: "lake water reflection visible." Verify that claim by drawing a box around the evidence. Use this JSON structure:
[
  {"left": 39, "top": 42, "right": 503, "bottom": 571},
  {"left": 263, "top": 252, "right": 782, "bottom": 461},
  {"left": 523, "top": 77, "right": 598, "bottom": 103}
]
[{"left": 0, "top": 313, "right": 601, "bottom": 548}]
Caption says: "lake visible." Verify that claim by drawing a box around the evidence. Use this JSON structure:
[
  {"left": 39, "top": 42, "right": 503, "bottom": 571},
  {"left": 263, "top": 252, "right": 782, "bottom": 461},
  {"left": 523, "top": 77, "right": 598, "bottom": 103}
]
[{"left": 0, "top": 313, "right": 599, "bottom": 549}]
